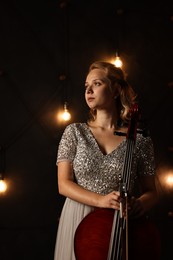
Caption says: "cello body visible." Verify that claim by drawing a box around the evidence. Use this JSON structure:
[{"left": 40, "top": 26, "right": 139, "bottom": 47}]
[
  {"left": 74, "top": 209, "right": 113, "bottom": 260},
  {"left": 74, "top": 208, "right": 161, "bottom": 260}
]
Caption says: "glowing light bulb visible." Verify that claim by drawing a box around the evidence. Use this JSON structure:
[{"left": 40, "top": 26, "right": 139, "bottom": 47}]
[
  {"left": 62, "top": 103, "right": 71, "bottom": 121},
  {"left": 113, "top": 56, "right": 123, "bottom": 68},
  {"left": 62, "top": 109, "right": 71, "bottom": 121},
  {"left": 0, "top": 179, "right": 7, "bottom": 192},
  {"left": 166, "top": 175, "right": 173, "bottom": 186}
]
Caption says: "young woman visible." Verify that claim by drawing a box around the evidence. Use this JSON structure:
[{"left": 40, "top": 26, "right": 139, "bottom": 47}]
[{"left": 54, "top": 61, "right": 159, "bottom": 260}]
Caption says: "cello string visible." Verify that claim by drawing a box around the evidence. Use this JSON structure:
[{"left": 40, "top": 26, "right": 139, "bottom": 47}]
[{"left": 108, "top": 105, "right": 139, "bottom": 260}]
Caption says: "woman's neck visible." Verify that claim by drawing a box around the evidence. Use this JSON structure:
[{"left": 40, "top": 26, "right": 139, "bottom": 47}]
[{"left": 89, "top": 110, "right": 119, "bottom": 130}]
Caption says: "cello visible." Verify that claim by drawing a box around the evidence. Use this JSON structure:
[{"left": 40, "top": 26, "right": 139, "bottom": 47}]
[{"left": 74, "top": 104, "right": 161, "bottom": 260}]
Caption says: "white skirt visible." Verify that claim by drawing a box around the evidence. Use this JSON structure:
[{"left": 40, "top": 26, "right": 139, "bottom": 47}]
[{"left": 54, "top": 198, "right": 94, "bottom": 260}]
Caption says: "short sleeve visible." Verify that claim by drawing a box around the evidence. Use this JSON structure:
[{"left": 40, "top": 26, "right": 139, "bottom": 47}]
[{"left": 56, "top": 124, "right": 77, "bottom": 164}]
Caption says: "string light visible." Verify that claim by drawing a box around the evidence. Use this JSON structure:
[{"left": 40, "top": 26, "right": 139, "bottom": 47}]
[
  {"left": 112, "top": 51, "right": 123, "bottom": 68},
  {"left": 59, "top": 2, "right": 71, "bottom": 123},
  {"left": 0, "top": 146, "right": 7, "bottom": 193},
  {"left": 113, "top": 56, "right": 123, "bottom": 68},
  {"left": 61, "top": 102, "right": 71, "bottom": 121},
  {"left": 0, "top": 176, "right": 7, "bottom": 193},
  {"left": 166, "top": 174, "right": 173, "bottom": 186},
  {"left": 157, "top": 167, "right": 173, "bottom": 194}
]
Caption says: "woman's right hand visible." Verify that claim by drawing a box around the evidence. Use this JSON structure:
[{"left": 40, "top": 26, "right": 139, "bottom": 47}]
[{"left": 97, "top": 191, "right": 120, "bottom": 210}]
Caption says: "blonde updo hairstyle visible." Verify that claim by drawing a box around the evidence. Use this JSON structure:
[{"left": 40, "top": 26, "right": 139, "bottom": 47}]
[{"left": 87, "top": 61, "right": 137, "bottom": 124}]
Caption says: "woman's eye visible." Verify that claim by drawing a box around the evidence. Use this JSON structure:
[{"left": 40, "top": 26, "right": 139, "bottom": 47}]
[
  {"left": 84, "top": 81, "right": 102, "bottom": 91},
  {"left": 94, "top": 81, "right": 101, "bottom": 86}
]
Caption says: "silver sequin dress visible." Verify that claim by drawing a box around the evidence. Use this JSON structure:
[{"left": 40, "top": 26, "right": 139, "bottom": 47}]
[{"left": 54, "top": 123, "right": 155, "bottom": 260}]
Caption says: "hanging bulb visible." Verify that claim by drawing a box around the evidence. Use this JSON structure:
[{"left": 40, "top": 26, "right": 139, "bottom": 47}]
[
  {"left": 112, "top": 51, "right": 123, "bottom": 68},
  {"left": 0, "top": 180, "right": 7, "bottom": 192},
  {"left": 0, "top": 174, "right": 7, "bottom": 193},
  {"left": 62, "top": 102, "right": 71, "bottom": 121},
  {"left": 0, "top": 147, "right": 7, "bottom": 193},
  {"left": 114, "top": 56, "right": 123, "bottom": 68}
]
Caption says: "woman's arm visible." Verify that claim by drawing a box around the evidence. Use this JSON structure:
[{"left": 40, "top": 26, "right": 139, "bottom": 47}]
[
  {"left": 58, "top": 161, "right": 120, "bottom": 210},
  {"left": 128, "top": 175, "right": 158, "bottom": 218}
]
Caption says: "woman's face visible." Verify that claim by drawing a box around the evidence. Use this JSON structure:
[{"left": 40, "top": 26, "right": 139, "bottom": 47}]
[{"left": 85, "top": 68, "right": 116, "bottom": 110}]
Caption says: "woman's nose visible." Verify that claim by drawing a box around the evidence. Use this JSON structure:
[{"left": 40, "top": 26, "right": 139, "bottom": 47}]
[{"left": 86, "top": 85, "right": 93, "bottom": 93}]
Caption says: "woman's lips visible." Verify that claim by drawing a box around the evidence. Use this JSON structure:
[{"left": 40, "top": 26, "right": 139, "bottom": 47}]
[{"left": 87, "top": 97, "right": 95, "bottom": 102}]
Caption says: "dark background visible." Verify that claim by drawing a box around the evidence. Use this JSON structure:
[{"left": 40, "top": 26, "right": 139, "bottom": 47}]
[{"left": 0, "top": 0, "right": 173, "bottom": 259}]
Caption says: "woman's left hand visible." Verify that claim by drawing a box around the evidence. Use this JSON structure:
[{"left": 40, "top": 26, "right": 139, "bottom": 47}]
[{"left": 127, "top": 196, "right": 145, "bottom": 218}]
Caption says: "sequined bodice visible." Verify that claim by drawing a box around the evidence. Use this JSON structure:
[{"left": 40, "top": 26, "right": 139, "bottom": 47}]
[{"left": 57, "top": 123, "right": 155, "bottom": 195}]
